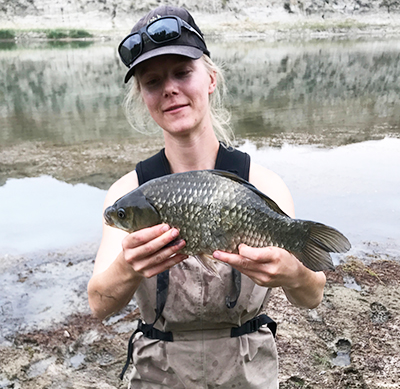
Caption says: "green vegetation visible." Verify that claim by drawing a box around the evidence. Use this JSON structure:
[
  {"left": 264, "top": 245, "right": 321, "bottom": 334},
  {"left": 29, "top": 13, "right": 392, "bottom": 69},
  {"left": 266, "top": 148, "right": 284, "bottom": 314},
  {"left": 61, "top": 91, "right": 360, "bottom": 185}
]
[
  {"left": 67, "top": 29, "right": 93, "bottom": 39},
  {"left": 45, "top": 29, "right": 69, "bottom": 39},
  {"left": 313, "top": 352, "right": 331, "bottom": 368},
  {"left": 289, "top": 19, "right": 371, "bottom": 32},
  {"left": 0, "top": 29, "right": 15, "bottom": 40},
  {"left": 0, "top": 28, "right": 93, "bottom": 41},
  {"left": 45, "top": 29, "right": 93, "bottom": 39}
]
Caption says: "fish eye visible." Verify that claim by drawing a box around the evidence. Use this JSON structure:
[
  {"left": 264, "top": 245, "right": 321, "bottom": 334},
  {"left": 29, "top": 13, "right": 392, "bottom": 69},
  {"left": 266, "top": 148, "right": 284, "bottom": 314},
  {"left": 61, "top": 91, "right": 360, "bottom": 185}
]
[{"left": 117, "top": 208, "right": 126, "bottom": 219}]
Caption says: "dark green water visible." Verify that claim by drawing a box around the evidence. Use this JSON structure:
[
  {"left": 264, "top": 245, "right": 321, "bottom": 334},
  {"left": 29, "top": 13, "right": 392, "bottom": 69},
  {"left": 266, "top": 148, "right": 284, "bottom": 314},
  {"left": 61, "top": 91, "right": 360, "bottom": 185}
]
[{"left": 1, "top": 38, "right": 399, "bottom": 146}]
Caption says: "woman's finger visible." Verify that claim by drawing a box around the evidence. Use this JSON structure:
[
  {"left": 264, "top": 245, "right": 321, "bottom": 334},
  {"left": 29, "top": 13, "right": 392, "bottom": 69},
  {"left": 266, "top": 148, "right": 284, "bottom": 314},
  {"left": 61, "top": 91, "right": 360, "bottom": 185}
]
[
  {"left": 123, "top": 225, "right": 180, "bottom": 260},
  {"left": 141, "top": 253, "right": 188, "bottom": 278},
  {"left": 213, "top": 250, "right": 254, "bottom": 271},
  {"left": 124, "top": 224, "right": 171, "bottom": 249}
]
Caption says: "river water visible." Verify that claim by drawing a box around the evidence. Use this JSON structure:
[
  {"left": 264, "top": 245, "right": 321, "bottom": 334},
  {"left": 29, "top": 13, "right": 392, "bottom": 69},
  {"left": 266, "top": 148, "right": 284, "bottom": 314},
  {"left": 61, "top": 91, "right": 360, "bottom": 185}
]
[{"left": 0, "top": 37, "right": 399, "bottom": 340}]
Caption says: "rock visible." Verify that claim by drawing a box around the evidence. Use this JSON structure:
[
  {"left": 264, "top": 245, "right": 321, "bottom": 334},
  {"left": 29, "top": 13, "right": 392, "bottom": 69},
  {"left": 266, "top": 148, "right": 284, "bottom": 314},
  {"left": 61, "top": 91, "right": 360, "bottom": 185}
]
[
  {"left": 26, "top": 356, "right": 57, "bottom": 379},
  {"left": 370, "top": 301, "right": 391, "bottom": 324}
]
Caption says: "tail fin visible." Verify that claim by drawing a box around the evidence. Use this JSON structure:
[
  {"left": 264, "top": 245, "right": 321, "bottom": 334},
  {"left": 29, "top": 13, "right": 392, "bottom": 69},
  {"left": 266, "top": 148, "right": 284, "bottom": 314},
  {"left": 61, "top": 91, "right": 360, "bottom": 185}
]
[{"left": 293, "top": 222, "right": 351, "bottom": 271}]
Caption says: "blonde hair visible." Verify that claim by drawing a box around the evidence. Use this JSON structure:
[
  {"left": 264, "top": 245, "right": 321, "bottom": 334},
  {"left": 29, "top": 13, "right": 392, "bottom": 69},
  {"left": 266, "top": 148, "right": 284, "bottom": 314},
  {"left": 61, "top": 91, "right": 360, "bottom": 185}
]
[{"left": 123, "top": 55, "right": 234, "bottom": 147}]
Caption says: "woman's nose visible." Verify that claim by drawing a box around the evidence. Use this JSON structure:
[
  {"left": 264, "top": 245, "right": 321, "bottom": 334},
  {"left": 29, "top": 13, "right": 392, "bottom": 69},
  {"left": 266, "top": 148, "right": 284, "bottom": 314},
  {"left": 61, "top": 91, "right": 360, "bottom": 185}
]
[{"left": 163, "top": 77, "right": 178, "bottom": 96}]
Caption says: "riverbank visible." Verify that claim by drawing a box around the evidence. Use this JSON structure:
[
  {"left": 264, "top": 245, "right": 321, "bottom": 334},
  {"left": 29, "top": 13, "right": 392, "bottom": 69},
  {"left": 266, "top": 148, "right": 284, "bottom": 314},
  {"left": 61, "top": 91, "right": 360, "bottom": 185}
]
[
  {"left": 1, "top": 1, "right": 400, "bottom": 41},
  {"left": 1, "top": 258, "right": 399, "bottom": 388}
]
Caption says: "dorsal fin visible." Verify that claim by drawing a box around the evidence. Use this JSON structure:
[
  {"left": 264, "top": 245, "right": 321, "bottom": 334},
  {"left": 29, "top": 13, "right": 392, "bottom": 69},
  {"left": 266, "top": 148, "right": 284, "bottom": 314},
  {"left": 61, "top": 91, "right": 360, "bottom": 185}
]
[{"left": 209, "top": 169, "right": 291, "bottom": 218}]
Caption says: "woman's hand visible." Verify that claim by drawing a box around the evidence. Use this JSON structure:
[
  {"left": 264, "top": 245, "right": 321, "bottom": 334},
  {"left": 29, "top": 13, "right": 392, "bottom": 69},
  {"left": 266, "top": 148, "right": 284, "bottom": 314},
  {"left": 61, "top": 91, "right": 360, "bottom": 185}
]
[
  {"left": 213, "top": 245, "right": 302, "bottom": 288},
  {"left": 88, "top": 223, "right": 187, "bottom": 320},
  {"left": 213, "top": 244, "right": 326, "bottom": 309},
  {"left": 122, "top": 223, "right": 188, "bottom": 278}
]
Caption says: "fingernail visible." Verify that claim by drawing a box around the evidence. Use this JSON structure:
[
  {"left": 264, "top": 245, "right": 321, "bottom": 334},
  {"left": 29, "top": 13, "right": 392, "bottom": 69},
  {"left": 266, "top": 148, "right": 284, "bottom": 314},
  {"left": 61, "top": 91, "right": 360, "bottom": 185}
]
[
  {"left": 213, "top": 251, "right": 220, "bottom": 259},
  {"left": 175, "top": 239, "right": 185, "bottom": 247},
  {"left": 171, "top": 229, "right": 179, "bottom": 238},
  {"left": 161, "top": 224, "right": 170, "bottom": 233}
]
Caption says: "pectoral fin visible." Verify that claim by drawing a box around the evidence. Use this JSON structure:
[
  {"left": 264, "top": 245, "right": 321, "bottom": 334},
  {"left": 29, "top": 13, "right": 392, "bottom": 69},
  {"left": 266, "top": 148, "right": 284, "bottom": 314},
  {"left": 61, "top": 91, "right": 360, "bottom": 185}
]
[{"left": 194, "top": 254, "right": 223, "bottom": 279}]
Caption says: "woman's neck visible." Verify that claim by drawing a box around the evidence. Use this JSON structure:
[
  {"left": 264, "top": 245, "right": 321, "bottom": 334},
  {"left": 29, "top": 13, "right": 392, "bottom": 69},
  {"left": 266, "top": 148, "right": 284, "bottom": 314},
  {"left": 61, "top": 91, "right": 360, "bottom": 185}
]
[{"left": 163, "top": 130, "right": 220, "bottom": 173}]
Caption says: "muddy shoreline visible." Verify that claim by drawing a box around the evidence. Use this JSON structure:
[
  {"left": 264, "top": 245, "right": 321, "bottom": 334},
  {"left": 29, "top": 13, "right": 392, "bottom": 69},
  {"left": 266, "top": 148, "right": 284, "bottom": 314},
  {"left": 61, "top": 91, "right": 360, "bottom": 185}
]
[
  {"left": 1, "top": 259, "right": 399, "bottom": 388},
  {"left": 0, "top": 138, "right": 166, "bottom": 190}
]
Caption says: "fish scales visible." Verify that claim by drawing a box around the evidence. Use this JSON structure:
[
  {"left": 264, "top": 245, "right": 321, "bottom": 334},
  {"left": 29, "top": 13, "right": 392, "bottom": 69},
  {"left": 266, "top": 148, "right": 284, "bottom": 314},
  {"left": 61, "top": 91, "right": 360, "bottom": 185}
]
[
  {"left": 104, "top": 170, "right": 351, "bottom": 273},
  {"left": 141, "top": 172, "right": 274, "bottom": 254}
]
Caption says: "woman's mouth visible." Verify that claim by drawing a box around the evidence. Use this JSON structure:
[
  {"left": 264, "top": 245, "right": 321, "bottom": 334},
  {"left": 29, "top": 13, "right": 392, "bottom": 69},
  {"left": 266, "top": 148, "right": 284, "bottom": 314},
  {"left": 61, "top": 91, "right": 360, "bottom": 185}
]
[{"left": 164, "top": 104, "right": 188, "bottom": 113}]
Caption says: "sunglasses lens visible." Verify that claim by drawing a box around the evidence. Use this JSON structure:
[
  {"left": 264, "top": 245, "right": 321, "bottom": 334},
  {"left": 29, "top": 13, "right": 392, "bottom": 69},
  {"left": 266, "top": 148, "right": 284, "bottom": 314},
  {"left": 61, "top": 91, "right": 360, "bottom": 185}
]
[
  {"left": 147, "top": 18, "right": 180, "bottom": 43},
  {"left": 120, "top": 34, "right": 142, "bottom": 66}
]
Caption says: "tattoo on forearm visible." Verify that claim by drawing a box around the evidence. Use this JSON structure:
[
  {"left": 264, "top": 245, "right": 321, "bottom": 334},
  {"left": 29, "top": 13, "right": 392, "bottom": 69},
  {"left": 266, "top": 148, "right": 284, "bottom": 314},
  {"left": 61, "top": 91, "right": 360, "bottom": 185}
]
[{"left": 95, "top": 290, "right": 117, "bottom": 301}]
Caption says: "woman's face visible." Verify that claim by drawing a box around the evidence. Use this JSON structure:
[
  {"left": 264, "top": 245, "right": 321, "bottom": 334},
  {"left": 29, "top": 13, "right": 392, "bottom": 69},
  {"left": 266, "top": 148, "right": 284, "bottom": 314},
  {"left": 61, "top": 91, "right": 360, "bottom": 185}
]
[{"left": 136, "top": 55, "right": 216, "bottom": 137}]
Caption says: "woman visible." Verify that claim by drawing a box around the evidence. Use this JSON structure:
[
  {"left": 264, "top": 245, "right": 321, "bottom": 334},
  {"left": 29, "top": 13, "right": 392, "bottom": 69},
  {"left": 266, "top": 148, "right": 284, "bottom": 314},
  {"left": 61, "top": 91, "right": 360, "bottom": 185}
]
[{"left": 88, "top": 5, "right": 326, "bottom": 388}]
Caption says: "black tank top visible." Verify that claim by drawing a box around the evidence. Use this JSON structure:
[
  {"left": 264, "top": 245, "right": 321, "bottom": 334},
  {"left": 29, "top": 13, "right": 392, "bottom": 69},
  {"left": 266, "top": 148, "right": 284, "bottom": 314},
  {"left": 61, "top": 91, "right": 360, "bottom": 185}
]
[{"left": 136, "top": 143, "right": 250, "bottom": 185}]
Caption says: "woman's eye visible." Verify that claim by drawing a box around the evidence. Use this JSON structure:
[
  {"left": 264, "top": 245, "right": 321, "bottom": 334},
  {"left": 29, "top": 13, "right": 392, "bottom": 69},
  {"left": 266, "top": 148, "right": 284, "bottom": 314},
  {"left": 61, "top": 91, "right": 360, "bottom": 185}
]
[
  {"left": 176, "top": 69, "right": 190, "bottom": 78},
  {"left": 145, "top": 78, "right": 159, "bottom": 87}
]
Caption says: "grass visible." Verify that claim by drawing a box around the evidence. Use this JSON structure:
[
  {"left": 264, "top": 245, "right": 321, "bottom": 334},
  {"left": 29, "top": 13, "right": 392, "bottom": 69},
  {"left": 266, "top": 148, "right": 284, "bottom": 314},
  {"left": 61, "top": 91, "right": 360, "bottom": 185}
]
[
  {"left": 313, "top": 352, "right": 331, "bottom": 368},
  {"left": 45, "top": 29, "right": 93, "bottom": 39},
  {"left": 0, "top": 29, "right": 15, "bottom": 40},
  {"left": 0, "top": 28, "right": 93, "bottom": 40},
  {"left": 289, "top": 18, "right": 374, "bottom": 33},
  {"left": 45, "top": 29, "right": 69, "bottom": 39}
]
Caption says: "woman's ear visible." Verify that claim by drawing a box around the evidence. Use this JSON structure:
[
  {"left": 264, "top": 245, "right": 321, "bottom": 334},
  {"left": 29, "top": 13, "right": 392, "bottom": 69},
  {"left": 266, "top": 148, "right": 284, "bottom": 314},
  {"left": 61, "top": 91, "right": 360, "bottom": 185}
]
[{"left": 208, "top": 70, "right": 217, "bottom": 95}]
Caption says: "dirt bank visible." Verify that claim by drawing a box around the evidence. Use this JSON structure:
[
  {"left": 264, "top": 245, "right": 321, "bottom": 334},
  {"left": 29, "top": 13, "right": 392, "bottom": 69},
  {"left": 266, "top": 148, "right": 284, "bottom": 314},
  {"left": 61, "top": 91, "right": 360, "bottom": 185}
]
[
  {"left": 1, "top": 0, "right": 400, "bottom": 39},
  {"left": 0, "top": 138, "right": 166, "bottom": 189},
  {"left": 1, "top": 259, "right": 399, "bottom": 388}
]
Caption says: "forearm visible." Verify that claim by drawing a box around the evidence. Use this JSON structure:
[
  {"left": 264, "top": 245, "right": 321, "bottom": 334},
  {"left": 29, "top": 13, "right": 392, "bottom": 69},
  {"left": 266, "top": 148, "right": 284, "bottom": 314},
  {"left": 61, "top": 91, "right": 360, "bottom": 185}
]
[
  {"left": 88, "top": 252, "right": 143, "bottom": 320},
  {"left": 282, "top": 268, "right": 326, "bottom": 309}
]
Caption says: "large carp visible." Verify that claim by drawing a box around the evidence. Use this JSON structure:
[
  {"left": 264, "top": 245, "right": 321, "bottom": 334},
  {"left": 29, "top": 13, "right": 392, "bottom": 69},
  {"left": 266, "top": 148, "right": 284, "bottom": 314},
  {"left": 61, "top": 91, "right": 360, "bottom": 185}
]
[{"left": 104, "top": 170, "right": 350, "bottom": 274}]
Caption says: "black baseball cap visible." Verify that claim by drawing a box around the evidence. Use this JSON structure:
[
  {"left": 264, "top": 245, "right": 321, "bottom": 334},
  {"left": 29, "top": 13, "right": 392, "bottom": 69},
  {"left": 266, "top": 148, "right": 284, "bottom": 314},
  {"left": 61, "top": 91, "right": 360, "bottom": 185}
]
[{"left": 121, "top": 6, "right": 210, "bottom": 83}]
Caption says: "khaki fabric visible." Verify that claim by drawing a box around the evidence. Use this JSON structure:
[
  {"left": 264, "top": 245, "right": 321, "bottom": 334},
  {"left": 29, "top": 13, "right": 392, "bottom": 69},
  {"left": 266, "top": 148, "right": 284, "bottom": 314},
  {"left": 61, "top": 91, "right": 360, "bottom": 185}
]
[{"left": 128, "top": 257, "right": 278, "bottom": 388}]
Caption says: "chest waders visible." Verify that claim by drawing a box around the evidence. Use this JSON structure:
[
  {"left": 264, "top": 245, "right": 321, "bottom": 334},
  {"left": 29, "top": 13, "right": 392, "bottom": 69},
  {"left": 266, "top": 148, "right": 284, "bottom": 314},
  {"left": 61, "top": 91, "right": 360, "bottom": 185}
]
[{"left": 120, "top": 144, "right": 276, "bottom": 380}]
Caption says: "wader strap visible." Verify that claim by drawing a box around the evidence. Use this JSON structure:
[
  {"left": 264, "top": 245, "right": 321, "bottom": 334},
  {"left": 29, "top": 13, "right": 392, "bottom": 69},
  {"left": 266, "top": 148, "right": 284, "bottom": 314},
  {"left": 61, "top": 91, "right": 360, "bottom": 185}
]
[
  {"left": 136, "top": 149, "right": 171, "bottom": 186},
  {"left": 214, "top": 143, "right": 250, "bottom": 309},
  {"left": 155, "top": 269, "right": 169, "bottom": 325},
  {"left": 215, "top": 143, "right": 250, "bottom": 180},
  {"left": 119, "top": 327, "right": 139, "bottom": 380},
  {"left": 120, "top": 314, "right": 276, "bottom": 359},
  {"left": 120, "top": 269, "right": 171, "bottom": 380},
  {"left": 231, "top": 314, "right": 277, "bottom": 338},
  {"left": 136, "top": 144, "right": 250, "bottom": 186},
  {"left": 225, "top": 267, "right": 241, "bottom": 309}
]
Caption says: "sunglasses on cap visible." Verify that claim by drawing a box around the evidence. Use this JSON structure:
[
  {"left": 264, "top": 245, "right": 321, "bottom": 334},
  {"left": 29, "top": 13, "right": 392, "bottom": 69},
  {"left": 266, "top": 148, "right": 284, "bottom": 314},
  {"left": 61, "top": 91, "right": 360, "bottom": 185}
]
[{"left": 118, "top": 15, "right": 206, "bottom": 68}]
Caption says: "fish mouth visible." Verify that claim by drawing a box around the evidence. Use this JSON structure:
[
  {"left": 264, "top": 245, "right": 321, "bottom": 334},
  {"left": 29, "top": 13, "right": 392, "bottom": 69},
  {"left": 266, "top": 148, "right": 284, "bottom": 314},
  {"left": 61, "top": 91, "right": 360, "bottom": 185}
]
[{"left": 103, "top": 206, "right": 115, "bottom": 227}]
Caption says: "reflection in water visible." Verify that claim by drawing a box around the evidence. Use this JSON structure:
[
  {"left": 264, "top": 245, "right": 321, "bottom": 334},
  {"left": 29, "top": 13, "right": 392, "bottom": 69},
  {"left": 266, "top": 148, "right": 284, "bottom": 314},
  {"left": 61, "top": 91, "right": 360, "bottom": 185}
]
[
  {"left": 209, "top": 39, "right": 400, "bottom": 143},
  {"left": 0, "top": 42, "right": 133, "bottom": 145},
  {"left": 0, "top": 39, "right": 399, "bottom": 145},
  {"left": 0, "top": 176, "right": 105, "bottom": 255},
  {"left": 0, "top": 42, "right": 16, "bottom": 50}
]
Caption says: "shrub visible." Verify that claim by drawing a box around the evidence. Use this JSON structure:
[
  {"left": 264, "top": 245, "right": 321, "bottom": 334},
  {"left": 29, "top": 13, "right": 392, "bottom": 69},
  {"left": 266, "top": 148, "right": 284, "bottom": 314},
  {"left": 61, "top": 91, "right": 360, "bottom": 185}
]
[{"left": 0, "top": 29, "right": 15, "bottom": 40}]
